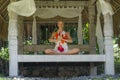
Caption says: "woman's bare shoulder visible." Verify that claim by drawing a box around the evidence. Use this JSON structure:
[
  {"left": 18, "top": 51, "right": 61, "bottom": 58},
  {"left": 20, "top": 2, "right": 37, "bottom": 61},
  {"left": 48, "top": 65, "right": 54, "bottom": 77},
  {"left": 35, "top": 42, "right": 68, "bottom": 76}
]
[{"left": 51, "top": 32, "right": 57, "bottom": 35}]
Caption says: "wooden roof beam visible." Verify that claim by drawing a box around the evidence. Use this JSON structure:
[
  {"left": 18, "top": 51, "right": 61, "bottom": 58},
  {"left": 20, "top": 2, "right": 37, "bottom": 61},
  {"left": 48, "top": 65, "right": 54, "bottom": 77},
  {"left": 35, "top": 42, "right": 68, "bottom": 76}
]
[
  {"left": 0, "top": 14, "right": 6, "bottom": 23},
  {"left": 0, "top": 0, "right": 9, "bottom": 10},
  {"left": 35, "top": 1, "right": 89, "bottom": 7},
  {"left": 112, "top": 0, "right": 120, "bottom": 6},
  {"left": 114, "top": 0, "right": 120, "bottom": 4},
  {"left": 1, "top": 6, "right": 7, "bottom": 14},
  {"left": 4, "top": 13, "right": 8, "bottom": 20},
  {"left": 0, "top": 0, "right": 4, "bottom": 5},
  {"left": 89, "top": 0, "right": 96, "bottom": 5},
  {"left": 112, "top": 0, "right": 120, "bottom": 14},
  {"left": 105, "top": 0, "right": 111, "bottom": 2},
  {"left": 114, "top": 7, "right": 120, "bottom": 14}
]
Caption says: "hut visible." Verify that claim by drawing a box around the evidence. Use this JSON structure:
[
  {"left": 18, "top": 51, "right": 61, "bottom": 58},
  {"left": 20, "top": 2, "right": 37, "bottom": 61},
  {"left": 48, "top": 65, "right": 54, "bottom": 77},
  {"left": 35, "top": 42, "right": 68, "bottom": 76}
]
[{"left": 0, "top": 0, "right": 120, "bottom": 77}]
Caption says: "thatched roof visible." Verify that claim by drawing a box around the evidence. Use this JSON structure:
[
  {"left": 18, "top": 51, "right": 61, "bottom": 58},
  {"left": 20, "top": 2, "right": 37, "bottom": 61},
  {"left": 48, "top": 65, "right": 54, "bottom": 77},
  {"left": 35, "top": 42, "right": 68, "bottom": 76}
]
[
  {"left": 0, "top": 0, "right": 120, "bottom": 41},
  {"left": 0, "top": 0, "right": 9, "bottom": 40}
]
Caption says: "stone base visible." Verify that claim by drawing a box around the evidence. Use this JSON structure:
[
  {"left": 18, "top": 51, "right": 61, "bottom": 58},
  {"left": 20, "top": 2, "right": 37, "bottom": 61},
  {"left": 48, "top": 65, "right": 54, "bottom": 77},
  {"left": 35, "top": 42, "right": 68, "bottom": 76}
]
[
  {"left": 20, "top": 66, "right": 90, "bottom": 77},
  {"left": 19, "top": 62, "right": 99, "bottom": 77}
]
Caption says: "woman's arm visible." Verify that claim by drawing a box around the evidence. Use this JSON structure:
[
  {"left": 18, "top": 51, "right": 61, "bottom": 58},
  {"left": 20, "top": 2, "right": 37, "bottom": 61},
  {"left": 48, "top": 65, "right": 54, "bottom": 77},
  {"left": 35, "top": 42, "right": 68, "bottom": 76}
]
[
  {"left": 65, "top": 32, "right": 73, "bottom": 43},
  {"left": 49, "top": 32, "right": 57, "bottom": 43}
]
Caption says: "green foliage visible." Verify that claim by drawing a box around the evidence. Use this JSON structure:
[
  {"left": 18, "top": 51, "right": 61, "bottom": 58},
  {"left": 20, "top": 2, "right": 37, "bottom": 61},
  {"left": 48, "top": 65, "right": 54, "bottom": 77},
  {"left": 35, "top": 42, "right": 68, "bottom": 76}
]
[
  {"left": 0, "top": 74, "right": 4, "bottom": 77},
  {"left": 113, "top": 39, "right": 120, "bottom": 61},
  {"left": 0, "top": 47, "right": 9, "bottom": 61},
  {"left": 113, "top": 39, "right": 120, "bottom": 74},
  {"left": 114, "top": 45, "right": 120, "bottom": 61},
  {"left": 64, "top": 24, "right": 78, "bottom": 44},
  {"left": 82, "top": 22, "right": 89, "bottom": 44},
  {"left": 24, "top": 40, "right": 32, "bottom": 45},
  {"left": 115, "top": 61, "right": 120, "bottom": 74}
]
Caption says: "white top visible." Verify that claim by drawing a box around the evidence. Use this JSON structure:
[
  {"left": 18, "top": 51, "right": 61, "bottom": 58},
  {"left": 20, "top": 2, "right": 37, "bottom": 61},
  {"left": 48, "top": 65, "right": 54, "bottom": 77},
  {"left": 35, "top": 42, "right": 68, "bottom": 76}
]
[{"left": 54, "top": 31, "right": 68, "bottom": 53}]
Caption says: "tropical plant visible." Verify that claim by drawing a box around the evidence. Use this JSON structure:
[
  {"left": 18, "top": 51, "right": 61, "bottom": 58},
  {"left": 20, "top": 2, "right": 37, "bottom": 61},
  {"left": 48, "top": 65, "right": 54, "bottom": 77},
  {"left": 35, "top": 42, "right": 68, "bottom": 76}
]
[{"left": 0, "top": 47, "right": 9, "bottom": 61}]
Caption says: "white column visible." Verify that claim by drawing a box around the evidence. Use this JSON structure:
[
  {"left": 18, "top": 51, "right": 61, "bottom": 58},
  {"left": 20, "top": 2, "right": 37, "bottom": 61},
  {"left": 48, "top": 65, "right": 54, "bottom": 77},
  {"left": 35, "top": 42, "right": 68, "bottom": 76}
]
[
  {"left": 78, "top": 13, "right": 83, "bottom": 45},
  {"left": 104, "top": 13, "right": 115, "bottom": 75},
  {"left": 32, "top": 16, "right": 37, "bottom": 54},
  {"left": 32, "top": 16, "right": 37, "bottom": 44},
  {"left": 88, "top": 5, "right": 97, "bottom": 76},
  {"left": 8, "top": 12, "right": 18, "bottom": 76}
]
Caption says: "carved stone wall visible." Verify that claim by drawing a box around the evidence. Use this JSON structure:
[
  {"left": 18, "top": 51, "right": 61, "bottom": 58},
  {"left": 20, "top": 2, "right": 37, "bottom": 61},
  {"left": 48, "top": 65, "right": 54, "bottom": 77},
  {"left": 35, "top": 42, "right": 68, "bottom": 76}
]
[{"left": 19, "top": 63, "right": 91, "bottom": 77}]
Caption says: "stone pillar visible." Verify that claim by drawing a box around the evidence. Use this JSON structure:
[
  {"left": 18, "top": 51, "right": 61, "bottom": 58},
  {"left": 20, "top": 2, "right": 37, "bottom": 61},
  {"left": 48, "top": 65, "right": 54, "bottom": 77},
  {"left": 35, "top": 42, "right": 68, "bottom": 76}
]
[
  {"left": 90, "top": 63, "right": 97, "bottom": 76},
  {"left": 32, "top": 16, "right": 37, "bottom": 54},
  {"left": 32, "top": 16, "right": 37, "bottom": 44},
  {"left": 8, "top": 12, "right": 18, "bottom": 76},
  {"left": 104, "top": 14, "right": 115, "bottom": 75},
  {"left": 88, "top": 5, "right": 97, "bottom": 76},
  {"left": 88, "top": 5, "right": 96, "bottom": 54},
  {"left": 8, "top": 0, "right": 18, "bottom": 77},
  {"left": 77, "top": 8, "right": 83, "bottom": 45},
  {"left": 18, "top": 16, "right": 23, "bottom": 54}
]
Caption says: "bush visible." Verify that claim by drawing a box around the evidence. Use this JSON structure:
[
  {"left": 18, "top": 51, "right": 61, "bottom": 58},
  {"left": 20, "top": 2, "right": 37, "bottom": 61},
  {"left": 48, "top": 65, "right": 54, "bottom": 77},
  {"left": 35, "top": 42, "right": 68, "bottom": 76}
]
[
  {"left": 0, "top": 47, "right": 9, "bottom": 61},
  {"left": 0, "top": 47, "right": 9, "bottom": 76}
]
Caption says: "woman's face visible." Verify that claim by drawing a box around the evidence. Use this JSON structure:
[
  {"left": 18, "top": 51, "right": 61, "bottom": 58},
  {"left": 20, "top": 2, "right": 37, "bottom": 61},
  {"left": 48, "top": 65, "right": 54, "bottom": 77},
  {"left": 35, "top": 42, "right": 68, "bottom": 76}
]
[{"left": 57, "top": 21, "right": 64, "bottom": 29}]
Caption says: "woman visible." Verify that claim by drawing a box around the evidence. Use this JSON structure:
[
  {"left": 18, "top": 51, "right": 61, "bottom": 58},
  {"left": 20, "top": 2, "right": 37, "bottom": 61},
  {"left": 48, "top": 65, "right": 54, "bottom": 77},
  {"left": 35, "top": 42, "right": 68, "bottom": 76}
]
[{"left": 45, "top": 21, "right": 80, "bottom": 55}]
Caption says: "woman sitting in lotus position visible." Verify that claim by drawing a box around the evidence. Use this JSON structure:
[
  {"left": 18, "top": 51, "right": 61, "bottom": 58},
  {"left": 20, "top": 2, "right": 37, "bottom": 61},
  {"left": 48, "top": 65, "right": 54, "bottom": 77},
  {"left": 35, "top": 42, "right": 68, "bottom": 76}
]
[{"left": 45, "top": 21, "right": 80, "bottom": 55}]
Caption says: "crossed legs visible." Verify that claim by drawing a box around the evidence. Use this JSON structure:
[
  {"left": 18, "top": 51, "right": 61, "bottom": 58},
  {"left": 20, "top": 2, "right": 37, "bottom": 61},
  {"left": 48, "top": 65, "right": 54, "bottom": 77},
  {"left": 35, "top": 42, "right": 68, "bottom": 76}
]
[{"left": 45, "top": 48, "right": 80, "bottom": 55}]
